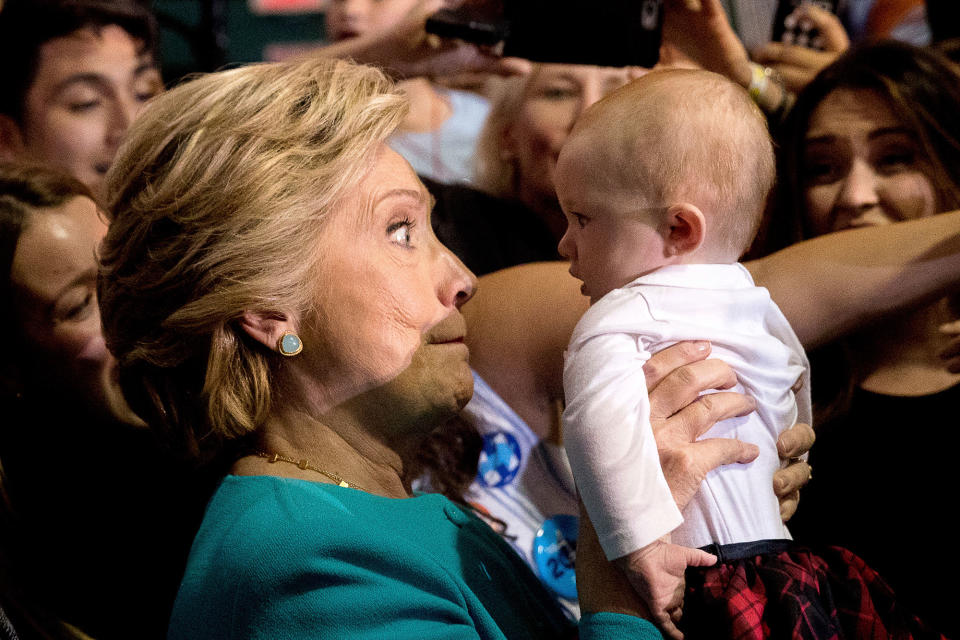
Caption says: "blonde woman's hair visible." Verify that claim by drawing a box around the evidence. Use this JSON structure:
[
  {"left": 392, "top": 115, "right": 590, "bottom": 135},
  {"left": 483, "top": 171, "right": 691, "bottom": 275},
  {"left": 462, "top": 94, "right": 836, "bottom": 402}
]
[
  {"left": 98, "top": 57, "right": 407, "bottom": 461},
  {"left": 472, "top": 74, "right": 528, "bottom": 198}
]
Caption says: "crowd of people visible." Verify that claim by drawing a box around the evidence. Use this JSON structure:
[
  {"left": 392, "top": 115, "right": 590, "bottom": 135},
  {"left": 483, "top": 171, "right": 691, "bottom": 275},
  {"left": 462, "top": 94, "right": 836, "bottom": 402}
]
[{"left": 1, "top": 0, "right": 959, "bottom": 638}]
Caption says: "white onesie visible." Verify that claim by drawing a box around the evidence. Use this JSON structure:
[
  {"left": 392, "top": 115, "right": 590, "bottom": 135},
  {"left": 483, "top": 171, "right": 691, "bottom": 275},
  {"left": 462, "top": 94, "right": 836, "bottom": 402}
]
[{"left": 562, "top": 263, "right": 811, "bottom": 559}]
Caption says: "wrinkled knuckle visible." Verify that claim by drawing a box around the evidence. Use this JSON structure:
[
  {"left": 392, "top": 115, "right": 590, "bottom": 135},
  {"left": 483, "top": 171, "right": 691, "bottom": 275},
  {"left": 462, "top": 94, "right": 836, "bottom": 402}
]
[
  {"left": 674, "top": 364, "right": 697, "bottom": 388},
  {"left": 696, "top": 393, "right": 715, "bottom": 414},
  {"left": 643, "top": 359, "right": 665, "bottom": 383}
]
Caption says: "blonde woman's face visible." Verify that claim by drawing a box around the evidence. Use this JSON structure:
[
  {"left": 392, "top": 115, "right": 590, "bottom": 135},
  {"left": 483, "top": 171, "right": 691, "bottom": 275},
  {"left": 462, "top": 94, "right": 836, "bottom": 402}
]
[
  {"left": 803, "top": 88, "right": 939, "bottom": 235},
  {"left": 10, "top": 196, "right": 134, "bottom": 422},
  {"left": 502, "top": 64, "right": 635, "bottom": 217},
  {"left": 305, "top": 145, "right": 476, "bottom": 407},
  {"left": 325, "top": 0, "right": 420, "bottom": 41}
]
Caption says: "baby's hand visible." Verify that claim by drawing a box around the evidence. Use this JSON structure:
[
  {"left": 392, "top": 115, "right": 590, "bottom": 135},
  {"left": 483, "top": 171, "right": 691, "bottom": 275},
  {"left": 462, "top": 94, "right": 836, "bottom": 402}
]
[{"left": 614, "top": 537, "right": 716, "bottom": 640}]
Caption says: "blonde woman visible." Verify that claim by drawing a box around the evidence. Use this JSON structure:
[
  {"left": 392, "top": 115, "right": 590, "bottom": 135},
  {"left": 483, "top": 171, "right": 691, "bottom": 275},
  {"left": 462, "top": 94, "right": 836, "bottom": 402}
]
[{"left": 100, "top": 56, "right": 725, "bottom": 639}]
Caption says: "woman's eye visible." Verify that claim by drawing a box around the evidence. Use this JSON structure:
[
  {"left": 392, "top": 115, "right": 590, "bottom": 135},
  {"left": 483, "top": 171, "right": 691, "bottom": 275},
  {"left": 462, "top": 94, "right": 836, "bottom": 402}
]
[
  {"left": 540, "top": 86, "right": 578, "bottom": 100},
  {"left": 875, "top": 151, "right": 916, "bottom": 173},
  {"left": 388, "top": 219, "right": 415, "bottom": 248},
  {"left": 56, "top": 292, "right": 95, "bottom": 323},
  {"left": 802, "top": 157, "right": 841, "bottom": 185},
  {"left": 68, "top": 100, "right": 100, "bottom": 113},
  {"left": 574, "top": 214, "right": 588, "bottom": 228}
]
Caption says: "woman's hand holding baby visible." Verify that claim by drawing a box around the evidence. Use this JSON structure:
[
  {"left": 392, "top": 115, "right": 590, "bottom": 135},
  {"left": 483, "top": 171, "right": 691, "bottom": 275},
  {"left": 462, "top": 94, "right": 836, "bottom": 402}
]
[{"left": 644, "top": 341, "right": 760, "bottom": 511}]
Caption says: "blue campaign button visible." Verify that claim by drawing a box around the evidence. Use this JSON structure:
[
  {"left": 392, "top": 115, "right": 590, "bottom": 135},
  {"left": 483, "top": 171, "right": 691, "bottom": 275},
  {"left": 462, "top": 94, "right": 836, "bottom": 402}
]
[
  {"left": 476, "top": 431, "right": 522, "bottom": 487},
  {"left": 534, "top": 514, "right": 578, "bottom": 600}
]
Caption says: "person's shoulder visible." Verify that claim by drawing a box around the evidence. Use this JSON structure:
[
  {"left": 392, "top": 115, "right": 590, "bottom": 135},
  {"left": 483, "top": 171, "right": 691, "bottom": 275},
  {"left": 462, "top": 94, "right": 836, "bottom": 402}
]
[
  {"left": 569, "top": 286, "right": 655, "bottom": 347},
  {"left": 203, "top": 476, "right": 367, "bottom": 549},
  {"left": 442, "top": 87, "right": 490, "bottom": 114}
]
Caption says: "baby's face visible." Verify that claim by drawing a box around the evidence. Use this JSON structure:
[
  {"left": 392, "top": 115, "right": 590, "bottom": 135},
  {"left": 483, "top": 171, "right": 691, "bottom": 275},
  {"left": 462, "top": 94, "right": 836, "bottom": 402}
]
[{"left": 555, "top": 139, "right": 669, "bottom": 304}]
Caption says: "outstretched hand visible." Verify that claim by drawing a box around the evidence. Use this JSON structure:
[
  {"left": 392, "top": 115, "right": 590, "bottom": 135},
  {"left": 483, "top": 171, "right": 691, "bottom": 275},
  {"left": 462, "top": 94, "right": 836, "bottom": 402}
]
[
  {"left": 662, "top": 0, "right": 752, "bottom": 86},
  {"left": 311, "top": 0, "right": 518, "bottom": 80},
  {"left": 753, "top": 3, "right": 849, "bottom": 93}
]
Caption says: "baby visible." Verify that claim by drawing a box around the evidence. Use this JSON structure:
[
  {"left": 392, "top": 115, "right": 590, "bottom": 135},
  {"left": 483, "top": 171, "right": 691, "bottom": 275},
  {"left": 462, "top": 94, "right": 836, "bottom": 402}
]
[{"left": 558, "top": 69, "right": 935, "bottom": 639}]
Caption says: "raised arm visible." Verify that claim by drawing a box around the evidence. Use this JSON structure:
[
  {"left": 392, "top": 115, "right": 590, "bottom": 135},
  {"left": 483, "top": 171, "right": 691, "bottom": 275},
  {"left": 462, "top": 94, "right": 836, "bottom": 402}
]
[
  {"left": 745, "top": 209, "right": 960, "bottom": 349},
  {"left": 463, "top": 262, "right": 588, "bottom": 442},
  {"left": 296, "top": 0, "right": 508, "bottom": 79},
  {"left": 466, "top": 209, "right": 960, "bottom": 412}
]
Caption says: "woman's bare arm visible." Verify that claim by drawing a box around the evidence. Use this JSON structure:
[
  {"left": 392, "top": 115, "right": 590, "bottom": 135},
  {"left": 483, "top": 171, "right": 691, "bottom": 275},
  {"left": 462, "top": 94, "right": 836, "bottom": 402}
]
[
  {"left": 746, "top": 210, "right": 960, "bottom": 349},
  {"left": 464, "top": 262, "right": 588, "bottom": 442}
]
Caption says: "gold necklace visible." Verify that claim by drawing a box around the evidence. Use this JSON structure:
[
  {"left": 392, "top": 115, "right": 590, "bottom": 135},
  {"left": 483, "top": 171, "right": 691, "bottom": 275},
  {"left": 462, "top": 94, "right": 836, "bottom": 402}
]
[{"left": 255, "top": 451, "right": 367, "bottom": 492}]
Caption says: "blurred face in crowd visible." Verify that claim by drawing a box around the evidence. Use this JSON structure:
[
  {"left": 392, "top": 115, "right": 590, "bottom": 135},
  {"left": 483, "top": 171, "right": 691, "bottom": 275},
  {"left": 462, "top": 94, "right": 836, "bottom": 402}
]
[
  {"left": 325, "top": 0, "right": 420, "bottom": 41},
  {"left": 1, "top": 25, "right": 162, "bottom": 198},
  {"left": 802, "top": 87, "right": 938, "bottom": 235},
  {"left": 9, "top": 195, "right": 136, "bottom": 423},
  {"left": 501, "top": 64, "right": 637, "bottom": 224}
]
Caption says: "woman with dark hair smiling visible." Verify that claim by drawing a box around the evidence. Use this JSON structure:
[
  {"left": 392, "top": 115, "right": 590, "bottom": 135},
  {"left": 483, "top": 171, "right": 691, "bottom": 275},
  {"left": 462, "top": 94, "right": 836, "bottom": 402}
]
[
  {"left": 764, "top": 40, "right": 960, "bottom": 636},
  {"left": 0, "top": 163, "right": 212, "bottom": 639}
]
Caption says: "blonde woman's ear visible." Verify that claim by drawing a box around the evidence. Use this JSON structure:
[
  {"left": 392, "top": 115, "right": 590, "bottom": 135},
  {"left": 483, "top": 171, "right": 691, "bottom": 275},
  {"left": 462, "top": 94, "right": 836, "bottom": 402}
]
[{"left": 239, "top": 310, "right": 296, "bottom": 353}]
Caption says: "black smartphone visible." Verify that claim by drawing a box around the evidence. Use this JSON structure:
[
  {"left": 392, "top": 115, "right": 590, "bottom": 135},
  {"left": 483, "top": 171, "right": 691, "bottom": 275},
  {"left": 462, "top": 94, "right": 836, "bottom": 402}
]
[
  {"left": 771, "top": 0, "right": 843, "bottom": 50},
  {"left": 426, "top": 0, "right": 663, "bottom": 68},
  {"left": 425, "top": 2, "right": 509, "bottom": 47}
]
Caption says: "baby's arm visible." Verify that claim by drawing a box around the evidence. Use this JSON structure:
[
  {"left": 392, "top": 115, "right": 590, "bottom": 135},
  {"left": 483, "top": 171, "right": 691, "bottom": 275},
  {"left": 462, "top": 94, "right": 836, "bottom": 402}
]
[
  {"left": 563, "top": 332, "right": 681, "bottom": 559},
  {"left": 563, "top": 332, "right": 715, "bottom": 639}
]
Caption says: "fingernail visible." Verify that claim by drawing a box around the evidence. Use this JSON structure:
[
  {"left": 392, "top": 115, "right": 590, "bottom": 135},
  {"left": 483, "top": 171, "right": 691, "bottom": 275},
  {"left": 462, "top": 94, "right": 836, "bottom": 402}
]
[{"left": 694, "top": 340, "right": 710, "bottom": 352}]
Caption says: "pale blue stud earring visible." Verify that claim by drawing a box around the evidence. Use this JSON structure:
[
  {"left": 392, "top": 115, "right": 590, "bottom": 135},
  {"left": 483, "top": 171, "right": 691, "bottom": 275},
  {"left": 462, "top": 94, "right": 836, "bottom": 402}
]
[{"left": 278, "top": 331, "right": 303, "bottom": 357}]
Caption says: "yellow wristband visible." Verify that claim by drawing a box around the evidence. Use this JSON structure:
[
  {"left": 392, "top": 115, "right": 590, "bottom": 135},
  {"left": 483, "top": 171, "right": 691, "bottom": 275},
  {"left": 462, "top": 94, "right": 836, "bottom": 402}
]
[{"left": 748, "top": 62, "right": 771, "bottom": 101}]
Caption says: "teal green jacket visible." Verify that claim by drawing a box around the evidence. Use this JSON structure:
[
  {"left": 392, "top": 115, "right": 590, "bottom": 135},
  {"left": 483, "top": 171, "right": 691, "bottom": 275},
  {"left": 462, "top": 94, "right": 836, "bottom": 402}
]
[{"left": 168, "top": 475, "right": 662, "bottom": 639}]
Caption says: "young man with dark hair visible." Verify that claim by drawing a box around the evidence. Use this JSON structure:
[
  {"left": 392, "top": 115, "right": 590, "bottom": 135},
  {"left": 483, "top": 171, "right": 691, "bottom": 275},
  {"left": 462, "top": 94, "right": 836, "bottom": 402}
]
[{"left": 0, "top": 0, "right": 162, "bottom": 199}]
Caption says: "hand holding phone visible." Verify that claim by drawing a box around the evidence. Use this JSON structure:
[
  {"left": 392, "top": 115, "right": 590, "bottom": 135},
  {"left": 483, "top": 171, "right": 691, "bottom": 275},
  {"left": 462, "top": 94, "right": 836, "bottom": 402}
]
[
  {"left": 757, "top": 1, "right": 850, "bottom": 92},
  {"left": 426, "top": 0, "right": 665, "bottom": 68},
  {"left": 771, "top": 0, "right": 843, "bottom": 50}
]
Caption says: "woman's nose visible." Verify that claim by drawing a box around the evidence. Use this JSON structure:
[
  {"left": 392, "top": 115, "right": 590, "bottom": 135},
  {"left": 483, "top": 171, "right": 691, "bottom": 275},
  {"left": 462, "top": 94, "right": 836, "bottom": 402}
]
[
  {"left": 836, "top": 158, "right": 880, "bottom": 212},
  {"left": 439, "top": 247, "right": 477, "bottom": 309},
  {"left": 339, "top": 0, "right": 366, "bottom": 20}
]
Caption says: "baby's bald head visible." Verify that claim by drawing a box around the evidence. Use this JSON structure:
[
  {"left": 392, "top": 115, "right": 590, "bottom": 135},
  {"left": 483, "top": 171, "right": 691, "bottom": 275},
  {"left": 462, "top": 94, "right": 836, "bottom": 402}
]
[{"left": 563, "top": 69, "right": 774, "bottom": 260}]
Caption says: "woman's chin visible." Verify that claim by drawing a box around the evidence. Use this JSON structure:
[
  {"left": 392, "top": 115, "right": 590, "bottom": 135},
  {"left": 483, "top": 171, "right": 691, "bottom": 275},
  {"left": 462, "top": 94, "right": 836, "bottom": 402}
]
[{"left": 100, "top": 361, "right": 146, "bottom": 427}]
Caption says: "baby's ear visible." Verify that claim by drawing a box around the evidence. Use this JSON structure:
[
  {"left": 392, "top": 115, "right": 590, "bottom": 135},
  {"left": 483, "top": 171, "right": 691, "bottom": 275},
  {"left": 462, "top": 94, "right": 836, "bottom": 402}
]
[{"left": 663, "top": 203, "right": 706, "bottom": 257}]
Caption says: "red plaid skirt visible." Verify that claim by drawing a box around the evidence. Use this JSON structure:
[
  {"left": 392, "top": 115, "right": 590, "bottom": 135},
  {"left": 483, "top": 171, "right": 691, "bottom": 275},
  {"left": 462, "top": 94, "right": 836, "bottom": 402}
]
[{"left": 680, "top": 544, "right": 950, "bottom": 640}]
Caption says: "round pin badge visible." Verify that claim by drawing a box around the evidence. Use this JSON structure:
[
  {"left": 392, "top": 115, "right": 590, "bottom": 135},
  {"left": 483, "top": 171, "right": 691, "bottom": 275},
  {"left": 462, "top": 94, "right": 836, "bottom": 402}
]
[
  {"left": 476, "top": 431, "right": 522, "bottom": 487},
  {"left": 534, "top": 514, "right": 578, "bottom": 600}
]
